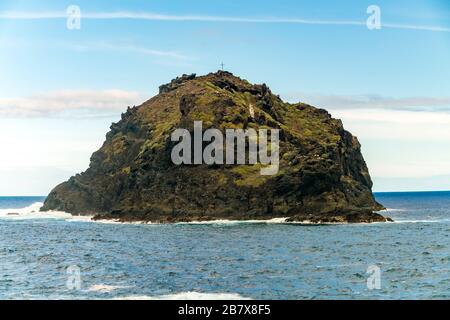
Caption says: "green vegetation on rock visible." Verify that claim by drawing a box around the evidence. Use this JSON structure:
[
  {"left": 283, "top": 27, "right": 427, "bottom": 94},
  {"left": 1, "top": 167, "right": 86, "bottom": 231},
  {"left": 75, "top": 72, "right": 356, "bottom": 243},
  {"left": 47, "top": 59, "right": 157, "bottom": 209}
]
[{"left": 41, "top": 71, "right": 388, "bottom": 223}]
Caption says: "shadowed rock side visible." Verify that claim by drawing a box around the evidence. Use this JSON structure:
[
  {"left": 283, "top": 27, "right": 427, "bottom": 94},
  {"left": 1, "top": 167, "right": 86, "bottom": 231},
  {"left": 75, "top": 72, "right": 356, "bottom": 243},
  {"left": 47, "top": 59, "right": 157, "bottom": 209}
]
[{"left": 41, "top": 71, "right": 389, "bottom": 223}]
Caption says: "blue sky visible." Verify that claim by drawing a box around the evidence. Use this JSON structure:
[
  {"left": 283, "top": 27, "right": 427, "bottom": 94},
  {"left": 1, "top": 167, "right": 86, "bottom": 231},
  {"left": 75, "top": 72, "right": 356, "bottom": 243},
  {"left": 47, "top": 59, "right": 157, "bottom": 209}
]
[{"left": 0, "top": 0, "right": 450, "bottom": 195}]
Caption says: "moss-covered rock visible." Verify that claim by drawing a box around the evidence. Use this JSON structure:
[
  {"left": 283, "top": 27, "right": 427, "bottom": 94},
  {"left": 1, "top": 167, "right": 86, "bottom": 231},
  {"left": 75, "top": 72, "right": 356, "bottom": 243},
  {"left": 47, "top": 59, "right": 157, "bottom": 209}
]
[{"left": 41, "top": 71, "right": 388, "bottom": 223}]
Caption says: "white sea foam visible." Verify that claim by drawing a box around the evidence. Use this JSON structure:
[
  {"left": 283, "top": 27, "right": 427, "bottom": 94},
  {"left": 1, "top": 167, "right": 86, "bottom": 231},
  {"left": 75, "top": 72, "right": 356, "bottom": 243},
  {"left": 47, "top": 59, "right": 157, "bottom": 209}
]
[
  {"left": 382, "top": 208, "right": 407, "bottom": 212},
  {"left": 0, "top": 202, "right": 43, "bottom": 217},
  {"left": 86, "top": 218, "right": 161, "bottom": 225},
  {"left": 0, "top": 202, "right": 94, "bottom": 221},
  {"left": 392, "top": 219, "right": 450, "bottom": 224},
  {"left": 0, "top": 207, "right": 374, "bottom": 226},
  {"left": 87, "top": 284, "right": 130, "bottom": 293},
  {"left": 3, "top": 204, "right": 445, "bottom": 225},
  {"left": 75, "top": 217, "right": 347, "bottom": 226},
  {"left": 174, "top": 217, "right": 290, "bottom": 225},
  {"left": 114, "top": 292, "right": 251, "bottom": 300},
  {"left": 91, "top": 217, "right": 353, "bottom": 226},
  {"left": 0, "top": 202, "right": 69, "bottom": 220}
]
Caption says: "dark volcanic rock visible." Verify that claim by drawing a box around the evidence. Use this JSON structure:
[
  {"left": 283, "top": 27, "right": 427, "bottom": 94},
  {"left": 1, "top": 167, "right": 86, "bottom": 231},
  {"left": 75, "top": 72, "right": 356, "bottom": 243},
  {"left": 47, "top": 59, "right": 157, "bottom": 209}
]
[
  {"left": 159, "top": 73, "right": 196, "bottom": 94},
  {"left": 41, "top": 71, "right": 389, "bottom": 223}
]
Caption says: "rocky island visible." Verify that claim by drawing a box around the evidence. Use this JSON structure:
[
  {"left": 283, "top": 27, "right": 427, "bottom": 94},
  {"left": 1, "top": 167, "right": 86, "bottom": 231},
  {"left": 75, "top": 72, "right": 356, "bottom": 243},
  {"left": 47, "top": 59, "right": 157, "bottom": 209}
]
[{"left": 41, "top": 71, "right": 390, "bottom": 223}]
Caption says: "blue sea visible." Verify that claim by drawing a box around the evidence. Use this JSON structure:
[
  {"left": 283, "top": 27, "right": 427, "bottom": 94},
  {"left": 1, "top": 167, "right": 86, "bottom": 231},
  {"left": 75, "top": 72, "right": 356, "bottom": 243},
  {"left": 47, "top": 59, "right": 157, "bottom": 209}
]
[{"left": 0, "top": 192, "right": 449, "bottom": 300}]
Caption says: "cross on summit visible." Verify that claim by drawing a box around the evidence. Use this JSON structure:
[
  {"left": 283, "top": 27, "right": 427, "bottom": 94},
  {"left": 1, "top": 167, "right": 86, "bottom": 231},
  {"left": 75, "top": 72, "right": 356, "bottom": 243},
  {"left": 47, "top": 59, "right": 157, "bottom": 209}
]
[{"left": 220, "top": 62, "right": 225, "bottom": 71}]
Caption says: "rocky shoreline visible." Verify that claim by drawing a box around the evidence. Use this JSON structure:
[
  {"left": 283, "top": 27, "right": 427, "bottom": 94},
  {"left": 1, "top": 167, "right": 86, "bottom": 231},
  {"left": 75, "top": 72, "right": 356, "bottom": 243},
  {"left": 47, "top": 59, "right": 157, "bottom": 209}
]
[{"left": 91, "top": 210, "right": 391, "bottom": 224}]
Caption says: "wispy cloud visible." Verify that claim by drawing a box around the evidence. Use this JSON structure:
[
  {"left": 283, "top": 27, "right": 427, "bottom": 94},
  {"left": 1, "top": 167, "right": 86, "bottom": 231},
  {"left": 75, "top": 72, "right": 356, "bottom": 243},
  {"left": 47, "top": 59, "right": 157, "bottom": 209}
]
[
  {"left": 0, "top": 37, "right": 190, "bottom": 61},
  {"left": 68, "top": 41, "right": 189, "bottom": 60},
  {"left": 5, "top": 90, "right": 450, "bottom": 119},
  {"left": 382, "top": 22, "right": 450, "bottom": 33},
  {"left": 334, "top": 108, "right": 450, "bottom": 125},
  {"left": 0, "top": 11, "right": 449, "bottom": 33},
  {"left": 0, "top": 90, "right": 144, "bottom": 118},
  {"left": 286, "top": 93, "right": 450, "bottom": 112}
]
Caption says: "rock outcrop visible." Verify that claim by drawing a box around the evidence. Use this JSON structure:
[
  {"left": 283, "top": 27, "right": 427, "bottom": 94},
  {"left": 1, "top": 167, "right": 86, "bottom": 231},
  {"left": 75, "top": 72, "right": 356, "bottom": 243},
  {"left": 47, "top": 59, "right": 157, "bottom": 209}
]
[{"left": 41, "top": 71, "right": 388, "bottom": 223}]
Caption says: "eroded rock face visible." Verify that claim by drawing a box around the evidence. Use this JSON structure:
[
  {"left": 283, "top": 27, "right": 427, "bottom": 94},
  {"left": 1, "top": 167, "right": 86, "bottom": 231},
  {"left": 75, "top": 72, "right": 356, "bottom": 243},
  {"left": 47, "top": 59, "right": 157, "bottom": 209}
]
[{"left": 41, "top": 71, "right": 388, "bottom": 223}]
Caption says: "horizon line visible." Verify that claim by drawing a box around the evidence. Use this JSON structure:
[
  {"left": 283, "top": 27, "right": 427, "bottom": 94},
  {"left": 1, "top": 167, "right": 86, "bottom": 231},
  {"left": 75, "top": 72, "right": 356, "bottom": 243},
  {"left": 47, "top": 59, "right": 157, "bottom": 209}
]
[{"left": 374, "top": 190, "right": 450, "bottom": 194}]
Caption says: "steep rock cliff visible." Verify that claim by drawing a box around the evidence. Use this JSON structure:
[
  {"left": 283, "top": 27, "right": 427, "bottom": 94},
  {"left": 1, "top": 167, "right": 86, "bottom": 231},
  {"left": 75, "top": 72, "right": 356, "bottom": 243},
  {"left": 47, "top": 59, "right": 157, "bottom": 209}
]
[{"left": 42, "top": 71, "right": 388, "bottom": 223}]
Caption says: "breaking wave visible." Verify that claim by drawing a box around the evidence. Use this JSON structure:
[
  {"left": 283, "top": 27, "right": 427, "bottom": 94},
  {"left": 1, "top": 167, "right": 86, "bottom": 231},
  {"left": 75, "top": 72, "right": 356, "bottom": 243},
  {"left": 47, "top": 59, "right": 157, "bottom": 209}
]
[
  {"left": 0, "top": 205, "right": 289, "bottom": 225},
  {"left": 87, "top": 284, "right": 131, "bottom": 293},
  {"left": 2, "top": 203, "right": 447, "bottom": 225},
  {"left": 114, "top": 292, "right": 251, "bottom": 300},
  {"left": 382, "top": 208, "right": 408, "bottom": 212},
  {"left": 174, "top": 218, "right": 290, "bottom": 225},
  {"left": 0, "top": 202, "right": 92, "bottom": 221},
  {"left": 392, "top": 219, "right": 450, "bottom": 224}
]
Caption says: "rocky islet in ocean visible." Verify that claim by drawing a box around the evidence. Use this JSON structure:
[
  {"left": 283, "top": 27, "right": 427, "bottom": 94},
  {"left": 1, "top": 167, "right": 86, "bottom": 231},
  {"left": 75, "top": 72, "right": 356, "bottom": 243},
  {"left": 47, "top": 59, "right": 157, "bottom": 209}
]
[{"left": 41, "top": 71, "right": 389, "bottom": 223}]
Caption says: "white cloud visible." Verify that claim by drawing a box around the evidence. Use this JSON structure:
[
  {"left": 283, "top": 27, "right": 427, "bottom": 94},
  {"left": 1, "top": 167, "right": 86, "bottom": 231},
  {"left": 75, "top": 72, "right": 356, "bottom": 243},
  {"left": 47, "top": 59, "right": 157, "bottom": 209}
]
[
  {"left": 0, "top": 89, "right": 144, "bottom": 117},
  {"left": 374, "top": 175, "right": 450, "bottom": 192},
  {"left": 0, "top": 11, "right": 449, "bottom": 33},
  {"left": 330, "top": 108, "right": 450, "bottom": 144},
  {"left": 0, "top": 38, "right": 190, "bottom": 61},
  {"left": 285, "top": 93, "right": 450, "bottom": 112},
  {"left": 0, "top": 166, "right": 75, "bottom": 196},
  {"left": 329, "top": 108, "right": 450, "bottom": 180},
  {"left": 0, "top": 11, "right": 64, "bottom": 19},
  {"left": 332, "top": 108, "right": 450, "bottom": 125},
  {"left": 68, "top": 42, "right": 189, "bottom": 60},
  {"left": 0, "top": 117, "right": 113, "bottom": 195},
  {"left": 382, "top": 22, "right": 450, "bottom": 33}
]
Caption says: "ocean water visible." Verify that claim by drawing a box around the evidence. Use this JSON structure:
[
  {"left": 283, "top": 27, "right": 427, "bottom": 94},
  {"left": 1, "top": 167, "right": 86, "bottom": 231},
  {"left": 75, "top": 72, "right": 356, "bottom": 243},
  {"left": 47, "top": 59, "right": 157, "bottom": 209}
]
[{"left": 0, "top": 192, "right": 449, "bottom": 300}]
